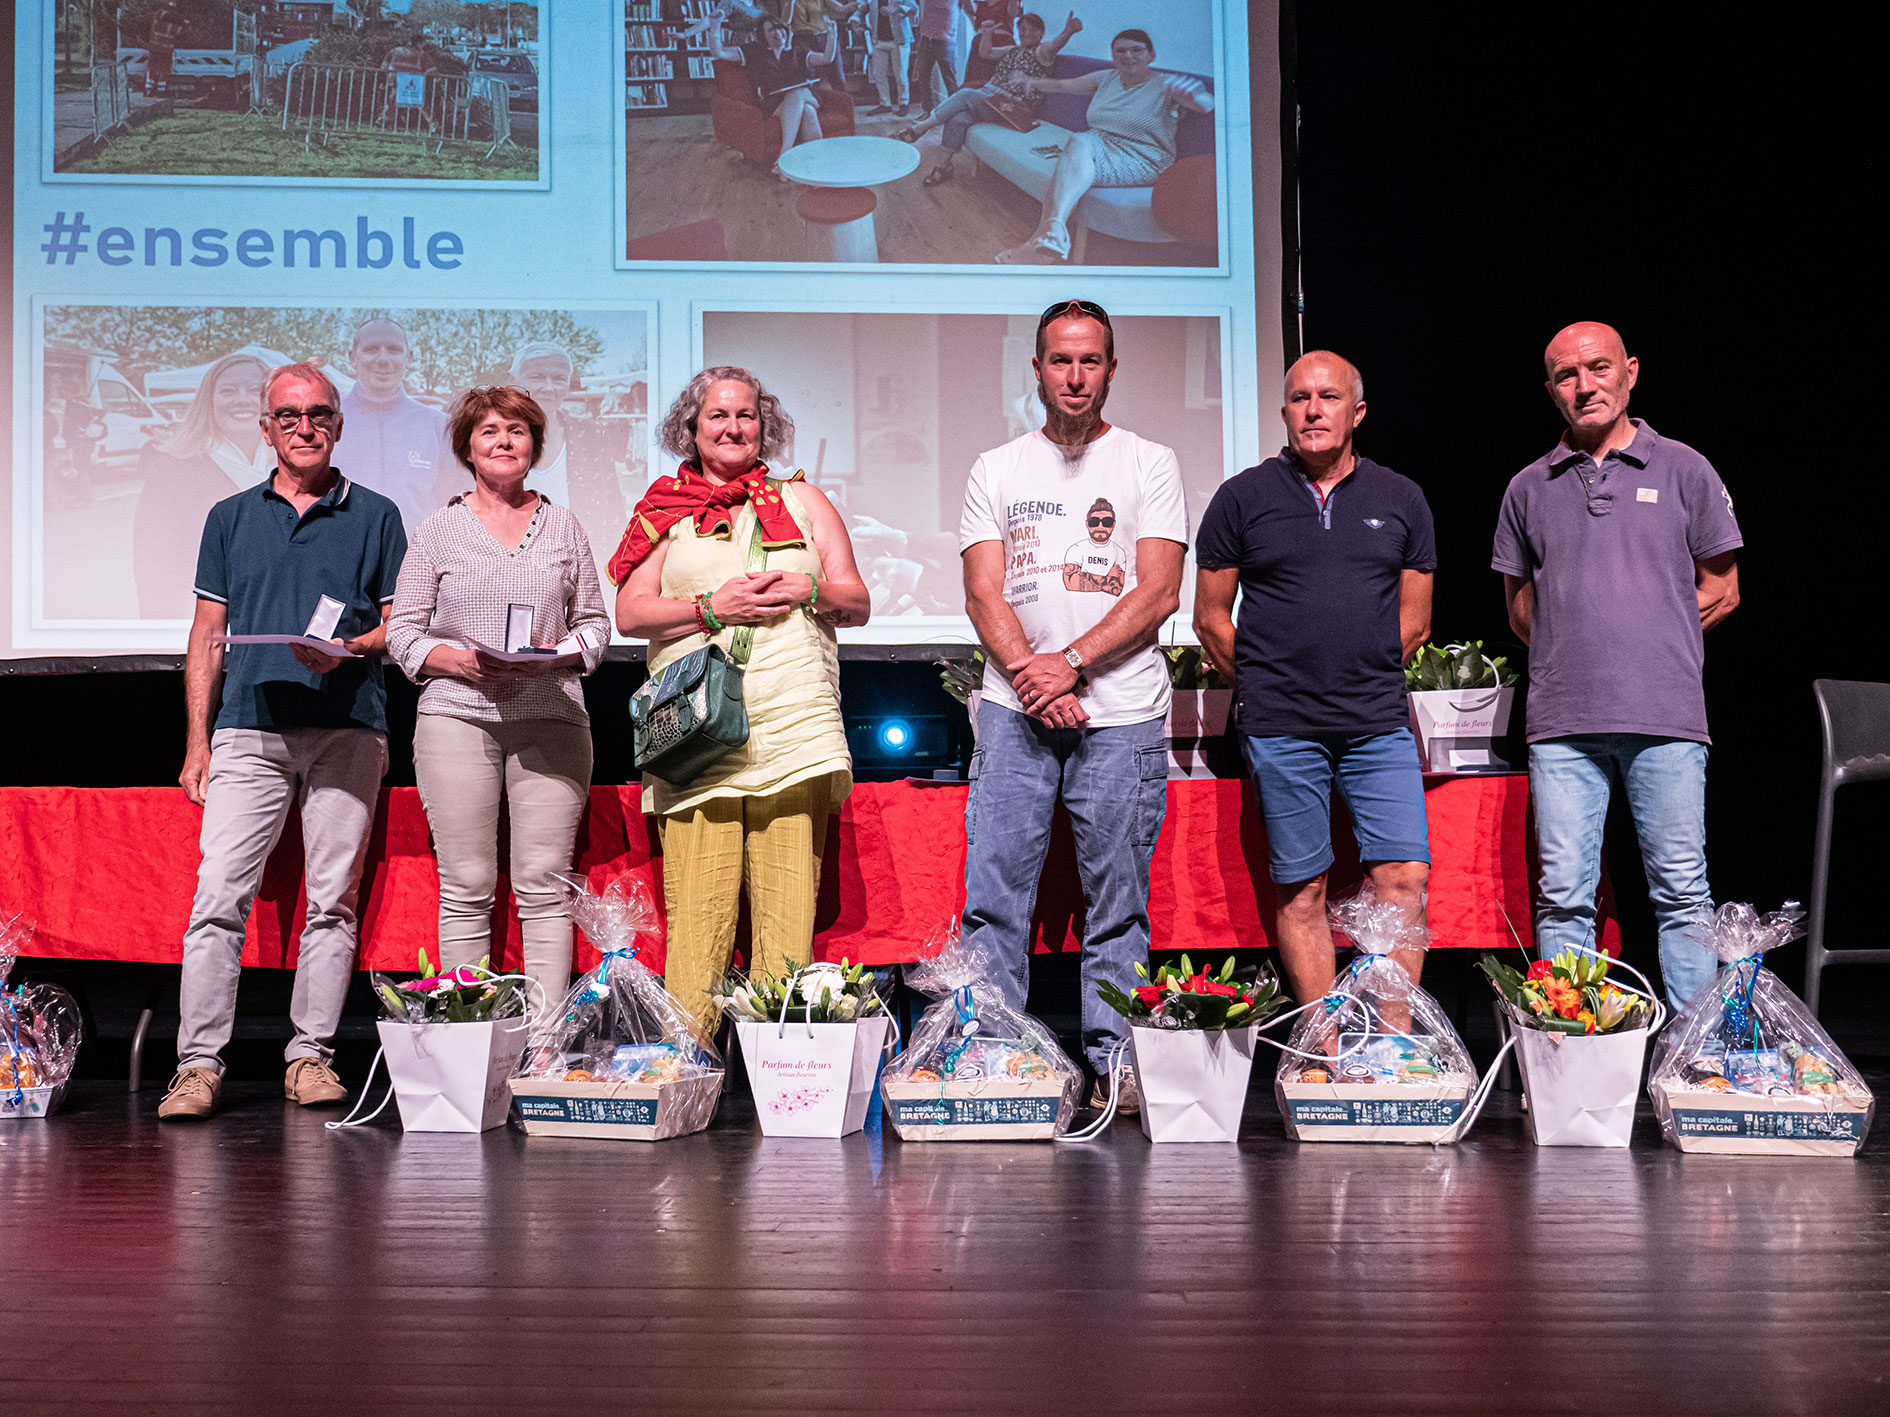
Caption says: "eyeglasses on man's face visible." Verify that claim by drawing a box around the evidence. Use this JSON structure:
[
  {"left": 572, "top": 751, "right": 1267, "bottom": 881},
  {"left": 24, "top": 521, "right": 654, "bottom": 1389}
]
[{"left": 267, "top": 404, "right": 340, "bottom": 432}]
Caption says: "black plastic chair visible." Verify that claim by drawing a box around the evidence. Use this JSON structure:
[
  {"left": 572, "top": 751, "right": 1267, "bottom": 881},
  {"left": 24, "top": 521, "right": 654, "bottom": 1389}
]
[{"left": 1805, "top": 680, "right": 1890, "bottom": 1016}]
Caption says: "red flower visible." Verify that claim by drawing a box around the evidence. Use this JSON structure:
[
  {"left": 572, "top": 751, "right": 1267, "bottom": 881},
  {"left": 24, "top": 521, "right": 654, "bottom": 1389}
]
[
  {"left": 1184, "top": 974, "right": 1238, "bottom": 997},
  {"left": 1134, "top": 985, "right": 1165, "bottom": 1008},
  {"left": 1525, "top": 960, "right": 1553, "bottom": 981}
]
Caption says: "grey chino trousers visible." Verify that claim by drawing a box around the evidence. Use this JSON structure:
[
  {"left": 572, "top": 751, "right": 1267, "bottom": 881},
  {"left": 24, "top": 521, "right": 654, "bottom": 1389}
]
[{"left": 177, "top": 726, "right": 387, "bottom": 1074}]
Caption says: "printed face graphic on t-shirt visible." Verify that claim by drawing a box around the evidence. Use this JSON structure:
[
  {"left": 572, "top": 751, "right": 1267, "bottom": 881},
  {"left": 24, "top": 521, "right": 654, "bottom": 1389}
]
[{"left": 1063, "top": 500, "right": 1126, "bottom": 596}]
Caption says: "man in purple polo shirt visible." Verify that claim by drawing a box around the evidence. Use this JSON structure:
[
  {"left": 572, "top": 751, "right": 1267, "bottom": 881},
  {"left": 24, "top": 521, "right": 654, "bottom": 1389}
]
[
  {"left": 1493, "top": 321, "right": 1742, "bottom": 1011},
  {"left": 1195, "top": 352, "right": 1435, "bottom": 1009}
]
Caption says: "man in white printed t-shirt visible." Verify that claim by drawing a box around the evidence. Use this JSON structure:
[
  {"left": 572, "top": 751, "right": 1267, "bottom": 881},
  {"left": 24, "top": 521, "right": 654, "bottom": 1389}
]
[{"left": 958, "top": 299, "right": 1189, "bottom": 1113}]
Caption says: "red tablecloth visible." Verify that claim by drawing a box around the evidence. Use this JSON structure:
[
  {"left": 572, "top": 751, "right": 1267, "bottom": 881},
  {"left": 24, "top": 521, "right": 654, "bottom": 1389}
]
[{"left": 0, "top": 777, "right": 1608, "bottom": 973}]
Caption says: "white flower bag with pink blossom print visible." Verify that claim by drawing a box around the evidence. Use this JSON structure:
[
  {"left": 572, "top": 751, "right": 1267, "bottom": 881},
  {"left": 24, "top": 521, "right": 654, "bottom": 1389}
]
[{"left": 735, "top": 1014, "right": 894, "bottom": 1138}]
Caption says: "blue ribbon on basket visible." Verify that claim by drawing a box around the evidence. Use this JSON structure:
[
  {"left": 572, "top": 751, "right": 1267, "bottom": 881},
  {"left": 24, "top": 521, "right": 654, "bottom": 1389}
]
[
  {"left": 571, "top": 947, "right": 641, "bottom": 1016},
  {"left": 1321, "top": 954, "right": 1373, "bottom": 1015},
  {"left": 1723, "top": 958, "right": 1763, "bottom": 1047},
  {"left": 2, "top": 991, "right": 28, "bottom": 1109},
  {"left": 939, "top": 986, "right": 980, "bottom": 1076}
]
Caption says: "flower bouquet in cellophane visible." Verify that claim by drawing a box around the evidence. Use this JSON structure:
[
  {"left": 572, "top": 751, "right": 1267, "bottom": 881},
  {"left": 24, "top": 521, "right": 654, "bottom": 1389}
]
[
  {"left": 508, "top": 873, "right": 724, "bottom": 1141},
  {"left": 880, "top": 926, "right": 1084, "bottom": 1141},
  {"left": 357, "top": 950, "right": 531, "bottom": 1133},
  {"left": 1274, "top": 887, "right": 1479, "bottom": 1144},
  {"left": 717, "top": 960, "right": 894, "bottom": 1138},
  {"left": 1649, "top": 903, "right": 1873, "bottom": 1156},
  {"left": 1095, "top": 956, "right": 1287, "bottom": 1143},
  {"left": 1480, "top": 945, "right": 1662, "bottom": 1148},
  {"left": 1, "top": 911, "right": 82, "bottom": 1121}
]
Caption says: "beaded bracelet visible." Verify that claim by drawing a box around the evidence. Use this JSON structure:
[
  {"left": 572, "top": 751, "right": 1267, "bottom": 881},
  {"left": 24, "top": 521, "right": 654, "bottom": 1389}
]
[{"left": 807, "top": 576, "right": 820, "bottom": 614}]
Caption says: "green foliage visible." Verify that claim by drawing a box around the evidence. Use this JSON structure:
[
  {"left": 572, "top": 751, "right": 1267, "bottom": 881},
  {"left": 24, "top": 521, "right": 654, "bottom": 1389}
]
[
  {"left": 715, "top": 960, "right": 886, "bottom": 1024},
  {"left": 1096, "top": 955, "right": 1288, "bottom": 1032},
  {"left": 1405, "top": 640, "right": 1518, "bottom": 691},
  {"left": 936, "top": 651, "right": 985, "bottom": 706},
  {"left": 371, "top": 954, "right": 524, "bottom": 1024},
  {"left": 1160, "top": 645, "right": 1227, "bottom": 690}
]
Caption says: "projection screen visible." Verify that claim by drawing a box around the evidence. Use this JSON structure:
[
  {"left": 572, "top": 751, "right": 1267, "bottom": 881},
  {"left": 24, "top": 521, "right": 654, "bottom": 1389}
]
[{"left": 6, "top": 0, "right": 1283, "bottom": 658}]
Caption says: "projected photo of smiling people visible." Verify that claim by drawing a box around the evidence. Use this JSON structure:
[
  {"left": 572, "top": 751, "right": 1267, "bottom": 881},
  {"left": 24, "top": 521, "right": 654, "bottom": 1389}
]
[
  {"left": 507, "top": 340, "right": 631, "bottom": 581},
  {"left": 132, "top": 350, "right": 274, "bottom": 621},
  {"left": 340, "top": 318, "right": 453, "bottom": 537},
  {"left": 623, "top": 0, "right": 1225, "bottom": 267}
]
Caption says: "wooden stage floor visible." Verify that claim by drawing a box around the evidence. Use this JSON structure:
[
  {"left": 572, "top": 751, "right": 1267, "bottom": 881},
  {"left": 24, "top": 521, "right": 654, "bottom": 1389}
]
[{"left": 4, "top": 1075, "right": 1888, "bottom": 1415}]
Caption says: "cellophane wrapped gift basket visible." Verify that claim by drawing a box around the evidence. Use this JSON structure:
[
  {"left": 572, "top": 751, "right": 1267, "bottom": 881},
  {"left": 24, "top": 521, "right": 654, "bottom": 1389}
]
[
  {"left": 508, "top": 873, "right": 725, "bottom": 1140},
  {"left": 880, "top": 927, "right": 1084, "bottom": 1140},
  {"left": 717, "top": 961, "right": 895, "bottom": 1138},
  {"left": 1, "top": 912, "right": 82, "bottom": 1120},
  {"left": 1274, "top": 887, "right": 1479, "bottom": 1144},
  {"left": 1649, "top": 903, "right": 1874, "bottom": 1156}
]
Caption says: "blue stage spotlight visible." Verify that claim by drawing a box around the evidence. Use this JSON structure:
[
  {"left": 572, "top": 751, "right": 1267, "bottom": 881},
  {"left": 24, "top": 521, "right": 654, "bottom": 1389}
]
[{"left": 878, "top": 720, "right": 913, "bottom": 752}]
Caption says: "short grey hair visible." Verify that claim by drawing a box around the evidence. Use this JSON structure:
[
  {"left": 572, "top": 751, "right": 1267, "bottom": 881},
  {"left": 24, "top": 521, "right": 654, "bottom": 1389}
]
[
  {"left": 509, "top": 340, "right": 572, "bottom": 380},
  {"left": 261, "top": 361, "right": 341, "bottom": 414},
  {"left": 658, "top": 366, "right": 794, "bottom": 464}
]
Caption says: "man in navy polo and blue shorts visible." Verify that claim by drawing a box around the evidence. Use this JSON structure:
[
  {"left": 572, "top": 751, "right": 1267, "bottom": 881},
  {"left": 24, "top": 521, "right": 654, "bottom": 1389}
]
[
  {"left": 158, "top": 361, "right": 408, "bottom": 1120},
  {"left": 1194, "top": 352, "right": 1436, "bottom": 1005},
  {"left": 1494, "top": 321, "right": 1742, "bottom": 1012}
]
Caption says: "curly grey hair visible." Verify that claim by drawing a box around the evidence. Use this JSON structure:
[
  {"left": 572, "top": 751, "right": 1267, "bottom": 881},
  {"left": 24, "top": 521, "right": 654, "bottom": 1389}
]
[{"left": 658, "top": 366, "right": 794, "bottom": 465}]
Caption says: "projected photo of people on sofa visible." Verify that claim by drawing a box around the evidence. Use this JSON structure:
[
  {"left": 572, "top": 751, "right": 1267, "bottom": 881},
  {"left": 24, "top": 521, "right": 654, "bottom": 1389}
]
[
  {"left": 32, "top": 302, "right": 648, "bottom": 633},
  {"left": 622, "top": 0, "right": 1223, "bottom": 267},
  {"left": 47, "top": 0, "right": 542, "bottom": 184},
  {"left": 700, "top": 307, "right": 1227, "bottom": 628}
]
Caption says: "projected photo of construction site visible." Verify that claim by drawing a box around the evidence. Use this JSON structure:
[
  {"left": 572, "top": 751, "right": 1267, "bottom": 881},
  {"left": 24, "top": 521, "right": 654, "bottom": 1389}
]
[{"left": 47, "top": 1, "right": 542, "bottom": 184}]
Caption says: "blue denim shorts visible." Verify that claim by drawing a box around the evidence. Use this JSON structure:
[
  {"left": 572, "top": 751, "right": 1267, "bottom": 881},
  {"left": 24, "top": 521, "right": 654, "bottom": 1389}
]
[{"left": 1242, "top": 728, "right": 1431, "bottom": 884}]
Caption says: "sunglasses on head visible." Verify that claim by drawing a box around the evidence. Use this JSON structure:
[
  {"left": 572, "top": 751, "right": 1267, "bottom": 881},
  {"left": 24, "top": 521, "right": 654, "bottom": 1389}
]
[{"left": 1037, "top": 299, "right": 1112, "bottom": 330}]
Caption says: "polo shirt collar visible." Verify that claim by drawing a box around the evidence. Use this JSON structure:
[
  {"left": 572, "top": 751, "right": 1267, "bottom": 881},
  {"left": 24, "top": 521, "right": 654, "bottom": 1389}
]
[
  {"left": 1548, "top": 418, "right": 1658, "bottom": 472},
  {"left": 1279, "top": 447, "right": 1373, "bottom": 481},
  {"left": 262, "top": 470, "right": 352, "bottom": 509}
]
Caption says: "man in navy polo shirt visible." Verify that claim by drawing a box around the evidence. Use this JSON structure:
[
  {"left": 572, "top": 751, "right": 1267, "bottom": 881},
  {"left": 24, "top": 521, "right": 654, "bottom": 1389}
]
[
  {"left": 158, "top": 362, "right": 408, "bottom": 1121},
  {"left": 1493, "top": 321, "right": 1742, "bottom": 1012},
  {"left": 1194, "top": 352, "right": 1435, "bottom": 1006}
]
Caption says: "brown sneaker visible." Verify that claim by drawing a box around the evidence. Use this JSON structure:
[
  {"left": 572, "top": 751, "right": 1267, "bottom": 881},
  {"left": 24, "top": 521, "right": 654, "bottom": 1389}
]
[
  {"left": 158, "top": 1067, "right": 221, "bottom": 1120},
  {"left": 285, "top": 1057, "right": 348, "bottom": 1106},
  {"left": 1087, "top": 1066, "right": 1141, "bottom": 1116}
]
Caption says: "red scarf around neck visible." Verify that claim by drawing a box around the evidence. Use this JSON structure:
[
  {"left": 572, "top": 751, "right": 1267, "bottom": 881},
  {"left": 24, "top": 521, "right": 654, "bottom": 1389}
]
[{"left": 607, "top": 461, "right": 806, "bottom": 585}]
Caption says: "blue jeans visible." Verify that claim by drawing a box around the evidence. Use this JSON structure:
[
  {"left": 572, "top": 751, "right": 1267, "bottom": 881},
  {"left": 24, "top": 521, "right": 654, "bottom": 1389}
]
[
  {"left": 1529, "top": 735, "right": 1717, "bottom": 1012},
  {"left": 963, "top": 701, "right": 1168, "bottom": 1074}
]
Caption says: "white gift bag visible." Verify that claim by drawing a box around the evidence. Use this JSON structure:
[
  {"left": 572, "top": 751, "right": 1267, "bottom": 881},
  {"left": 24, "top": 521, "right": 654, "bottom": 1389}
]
[
  {"left": 377, "top": 1016, "right": 529, "bottom": 1133},
  {"left": 736, "top": 1014, "right": 893, "bottom": 1138},
  {"left": 1512, "top": 1022, "right": 1655, "bottom": 1148},
  {"left": 1130, "top": 1025, "right": 1258, "bottom": 1143}
]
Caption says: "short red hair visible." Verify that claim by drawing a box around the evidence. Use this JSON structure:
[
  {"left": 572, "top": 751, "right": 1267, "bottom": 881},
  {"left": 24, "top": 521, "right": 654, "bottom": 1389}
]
[{"left": 448, "top": 385, "right": 547, "bottom": 473}]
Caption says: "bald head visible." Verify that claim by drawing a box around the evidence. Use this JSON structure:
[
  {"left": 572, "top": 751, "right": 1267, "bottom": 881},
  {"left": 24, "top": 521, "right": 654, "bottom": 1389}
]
[
  {"left": 1543, "top": 321, "right": 1638, "bottom": 443},
  {"left": 1543, "top": 321, "right": 1627, "bottom": 377},
  {"left": 1287, "top": 350, "right": 1363, "bottom": 405},
  {"left": 1282, "top": 350, "right": 1367, "bottom": 470}
]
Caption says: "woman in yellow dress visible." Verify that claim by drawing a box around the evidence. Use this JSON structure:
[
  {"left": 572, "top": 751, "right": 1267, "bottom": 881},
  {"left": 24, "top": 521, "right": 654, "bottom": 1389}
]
[{"left": 610, "top": 367, "right": 871, "bottom": 1031}]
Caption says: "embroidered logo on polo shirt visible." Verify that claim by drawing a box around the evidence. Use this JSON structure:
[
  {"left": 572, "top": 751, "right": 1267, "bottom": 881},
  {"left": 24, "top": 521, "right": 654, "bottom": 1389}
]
[
  {"left": 1363, "top": 518, "right": 1385, "bottom": 529},
  {"left": 1637, "top": 488, "right": 1658, "bottom": 503}
]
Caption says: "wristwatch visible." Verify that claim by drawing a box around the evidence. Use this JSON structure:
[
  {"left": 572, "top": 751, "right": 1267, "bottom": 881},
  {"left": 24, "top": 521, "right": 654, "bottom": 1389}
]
[{"left": 1062, "top": 646, "right": 1085, "bottom": 675}]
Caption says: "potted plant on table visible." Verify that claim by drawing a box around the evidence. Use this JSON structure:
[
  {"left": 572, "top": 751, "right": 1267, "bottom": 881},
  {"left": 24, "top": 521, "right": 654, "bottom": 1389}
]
[
  {"left": 939, "top": 646, "right": 1234, "bottom": 778},
  {"left": 1478, "top": 945, "right": 1661, "bottom": 1149},
  {"left": 715, "top": 960, "right": 895, "bottom": 1139},
  {"left": 1096, "top": 955, "right": 1288, "bottom": 1143},
  {"left": 1405, "top": 639, "right": 1520, "bottom": 773},
  {"left": 364, "top": 949, "right": 531, "bottom": 1133}
]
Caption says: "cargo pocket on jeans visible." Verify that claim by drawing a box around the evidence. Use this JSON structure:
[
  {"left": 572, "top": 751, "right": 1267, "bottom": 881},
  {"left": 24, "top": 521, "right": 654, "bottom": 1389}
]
[
  {"left": 964, "top": 746, "right": 985, "bottom": 848},
  {"left": 1134, "top": 743, "right": 1169, "bottom": 851}
]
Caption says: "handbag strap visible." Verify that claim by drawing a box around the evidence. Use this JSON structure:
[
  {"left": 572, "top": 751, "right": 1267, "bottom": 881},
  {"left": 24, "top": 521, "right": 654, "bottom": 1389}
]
[{"left": 726, "top": 480, "right": 775, "bottom": 667}]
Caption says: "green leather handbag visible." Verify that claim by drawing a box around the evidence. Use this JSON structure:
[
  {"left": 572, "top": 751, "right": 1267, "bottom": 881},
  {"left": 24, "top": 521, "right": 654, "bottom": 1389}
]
[{"left": 629, "top": 494, "right": 771, "bottom": 788}]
